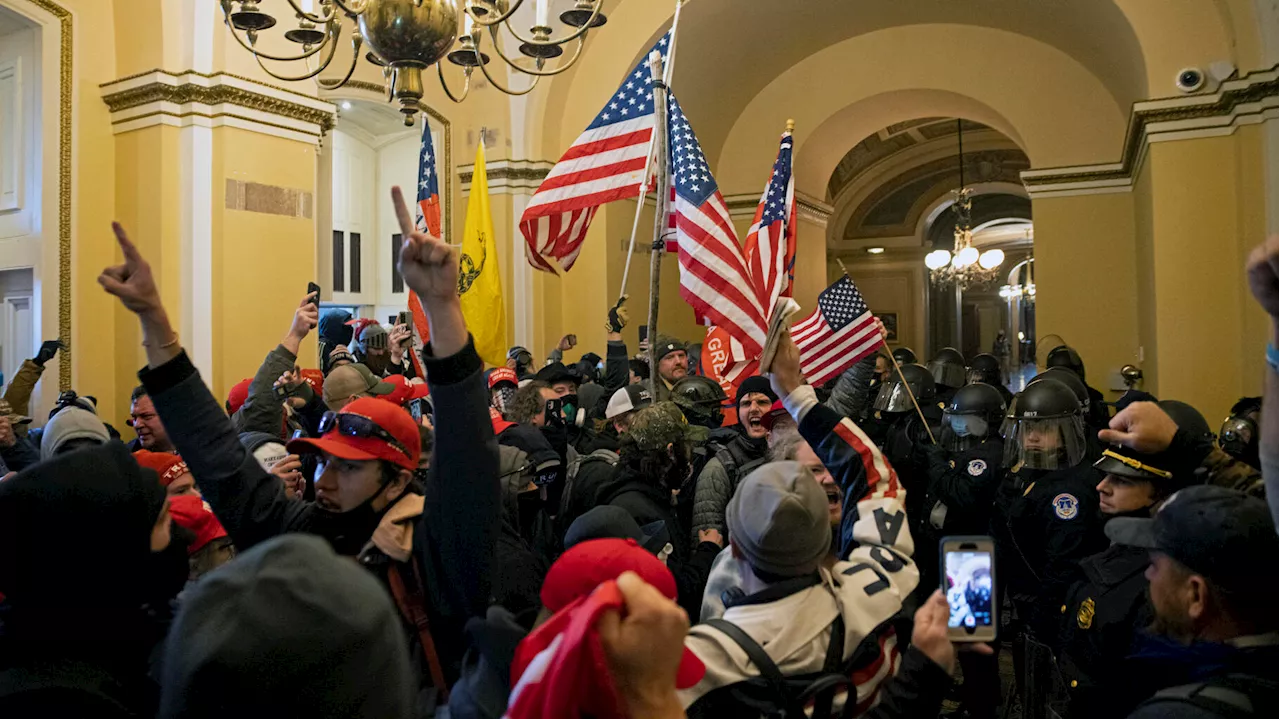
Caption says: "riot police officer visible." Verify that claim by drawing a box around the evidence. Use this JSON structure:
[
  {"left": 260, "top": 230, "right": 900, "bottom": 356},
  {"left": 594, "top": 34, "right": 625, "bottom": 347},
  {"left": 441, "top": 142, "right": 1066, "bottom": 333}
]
[
  {"left": 995, "top": 377, "right": 1107, "bottom": 643},
  {"left": 923, "top": 382, "right": 1007, "bottom": 719},
  {"left": 968, "top": 352, "right": 1014, "bottom": 407},
  {"left": 928, "top": 346, "right": 967, "bottom": 405},
  {"left": 1037, "top": 367, "right": 1107, "bottom": 439},
  {"left": 1219, "top": 396, "right": 1262, "bottom": 470},
  {"left": 867, "top": 363, "right": 942, "bottom": 544},
  {"left": 892, "top": 346, "right": 918, "bottom": 366},
  {"left": 1047, "top": 345, "right": 1109, "bottom": 431}
]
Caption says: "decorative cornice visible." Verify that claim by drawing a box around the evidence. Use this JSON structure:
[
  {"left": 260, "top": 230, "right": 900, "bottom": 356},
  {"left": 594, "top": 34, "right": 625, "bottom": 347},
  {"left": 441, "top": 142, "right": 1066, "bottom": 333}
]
[
  {"left": 1022, "top": 66, "right": 1278, "bottom": 198},
  {"left": 721, "top": 190, "right": 834, "bottom": 224},
  {"left": 100, "top": 70, "right": 336, "bottom": 142},
  {"left": 458, "top": 158, "right": 553, "bottom": 194}
]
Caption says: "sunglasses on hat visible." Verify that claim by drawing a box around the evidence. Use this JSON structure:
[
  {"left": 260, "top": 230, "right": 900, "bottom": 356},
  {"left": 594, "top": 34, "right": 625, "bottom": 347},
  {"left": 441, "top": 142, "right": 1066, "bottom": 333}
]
[{"left": 318, "top": 411, "right": 411, "bottom": 460}]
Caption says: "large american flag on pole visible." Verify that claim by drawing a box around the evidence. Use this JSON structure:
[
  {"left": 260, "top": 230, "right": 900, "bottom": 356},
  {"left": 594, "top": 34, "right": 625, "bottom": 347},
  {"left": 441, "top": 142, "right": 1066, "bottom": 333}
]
[
  {"left": 519, "top": 32, "right": 671, "bottom": 273},
  {"left": 668, "top": 96, "right": 767, "bottom": 358},
  {"left": 742, "top": 127, "right": 797, "bottom": 312},
  {"left": 791, "top": 275, "right": 885, "bottom": 386},
  {"left": 406, "top": 119, "right": 442, "bottom": 377}
]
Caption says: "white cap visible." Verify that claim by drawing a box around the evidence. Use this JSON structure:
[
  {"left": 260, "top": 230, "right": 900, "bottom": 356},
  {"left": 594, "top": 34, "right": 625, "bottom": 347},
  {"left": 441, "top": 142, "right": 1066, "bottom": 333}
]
[{"left": 606, "top": 384, "right": 653, "bottom": 420}]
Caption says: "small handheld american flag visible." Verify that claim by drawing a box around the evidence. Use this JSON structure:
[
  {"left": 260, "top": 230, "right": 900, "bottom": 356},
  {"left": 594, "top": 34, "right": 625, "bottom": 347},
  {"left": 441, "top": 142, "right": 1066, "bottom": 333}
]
[{"left": 792, "top": 275, "right": 885, "bottom": 387}]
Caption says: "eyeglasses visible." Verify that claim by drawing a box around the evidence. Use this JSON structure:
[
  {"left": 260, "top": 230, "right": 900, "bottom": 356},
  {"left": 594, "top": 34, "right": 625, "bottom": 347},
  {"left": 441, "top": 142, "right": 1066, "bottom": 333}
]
[{"left": 318, "top": 411, "right": 411, "bottom": 460}]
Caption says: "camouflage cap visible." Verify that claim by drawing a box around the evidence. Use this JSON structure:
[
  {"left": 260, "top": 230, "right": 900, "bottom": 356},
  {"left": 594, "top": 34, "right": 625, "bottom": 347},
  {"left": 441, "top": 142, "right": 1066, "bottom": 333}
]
[
  {"left": 0, "top": 399, "right": 32, "bottom": 425},
  {"left": 625, "top": 401, "right": 701, "bottom": 451}
]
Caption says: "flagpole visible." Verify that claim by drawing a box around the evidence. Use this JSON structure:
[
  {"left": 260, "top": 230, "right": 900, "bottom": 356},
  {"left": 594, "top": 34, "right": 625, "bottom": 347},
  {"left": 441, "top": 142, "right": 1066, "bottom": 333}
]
[
  {"left": 618, "top": 0, "right": 685, "bottom": 302},
  {"left": 645, "top": 50, "right": 671, "bottom": 397},
  {"left": 835, "top": 258, "right": 937, "bottom": 444}
]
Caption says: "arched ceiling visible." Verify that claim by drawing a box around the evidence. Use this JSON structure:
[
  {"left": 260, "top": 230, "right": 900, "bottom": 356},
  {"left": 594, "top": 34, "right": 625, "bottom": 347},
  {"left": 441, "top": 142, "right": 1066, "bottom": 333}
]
[{"left": 828, "top": 118, "right": 997, "bottom": 202}]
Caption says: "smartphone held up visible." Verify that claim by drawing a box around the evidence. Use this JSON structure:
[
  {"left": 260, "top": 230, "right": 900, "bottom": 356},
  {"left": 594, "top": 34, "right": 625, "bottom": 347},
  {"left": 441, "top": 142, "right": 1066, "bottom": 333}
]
[{"left": 940, "top": 536, "right": 997, "bottom": 642}]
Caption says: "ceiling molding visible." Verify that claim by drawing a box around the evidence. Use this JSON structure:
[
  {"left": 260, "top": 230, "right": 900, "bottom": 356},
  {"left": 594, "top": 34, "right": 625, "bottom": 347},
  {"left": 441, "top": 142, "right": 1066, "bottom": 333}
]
[
  {"left": 1022, "top": 66, "right": 1278, "bottom": 198},
  {"left": 720, "top": 190, "right": 834, "bottom": 224},
  {"left": 458, "top": 159, "right": 554, "bottom": 194}
]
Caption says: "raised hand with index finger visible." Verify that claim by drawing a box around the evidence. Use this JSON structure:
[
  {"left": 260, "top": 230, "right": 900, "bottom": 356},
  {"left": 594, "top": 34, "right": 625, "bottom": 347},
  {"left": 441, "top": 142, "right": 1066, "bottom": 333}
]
[
  {"left": 99, "top": 222, "right": 162, "bottom": 316},
  {"left": 392, "top": 186, "right": 458, "bottom": 304}
]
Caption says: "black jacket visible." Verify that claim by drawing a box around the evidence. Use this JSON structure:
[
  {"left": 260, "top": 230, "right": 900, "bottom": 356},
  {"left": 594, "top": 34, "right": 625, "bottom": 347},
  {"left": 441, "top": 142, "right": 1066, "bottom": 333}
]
[
  {"left": 598, "top": 469, "right": 720, "bottom": 618},
  {"left": 923, "top": 438, "right": 1004, "bottom": 537},
  {"left": 1057, "top": 540, "right": 1153, "bottom": 719},
  {"left": 139, "top": 340, "right": 500, "bottom": 688},
  {"left": 0, "top": 434, "right": 38, "bottom": 474},
  {"left": 997, "top": 459, "right": 1108, "bottom": 640},
  {"left": 1126, "top": 633, "right": 1278, "bottom": 719}
]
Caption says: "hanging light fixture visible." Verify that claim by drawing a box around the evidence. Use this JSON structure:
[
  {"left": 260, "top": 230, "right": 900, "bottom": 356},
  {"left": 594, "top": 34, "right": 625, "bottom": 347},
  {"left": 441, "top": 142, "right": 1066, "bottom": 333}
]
[
  {"left": 925, "top": 119, "right": 1004, "bottom": 290},
  {"left": 219, "top": 0, "right": 607, "bottom": 126}
]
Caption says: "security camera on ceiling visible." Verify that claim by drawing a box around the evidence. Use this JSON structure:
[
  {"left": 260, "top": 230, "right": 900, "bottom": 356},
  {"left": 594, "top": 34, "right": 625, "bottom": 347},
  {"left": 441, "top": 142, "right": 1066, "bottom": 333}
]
[{"left": 1175, "top": 67, "right": 1206, "bottom": 93}]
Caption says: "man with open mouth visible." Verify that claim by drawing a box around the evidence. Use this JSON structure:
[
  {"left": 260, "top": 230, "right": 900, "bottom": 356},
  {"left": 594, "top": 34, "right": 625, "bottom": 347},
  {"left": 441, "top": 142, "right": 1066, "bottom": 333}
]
[{"left": 690, "top": 376, "right": 777, "bottom": 542}]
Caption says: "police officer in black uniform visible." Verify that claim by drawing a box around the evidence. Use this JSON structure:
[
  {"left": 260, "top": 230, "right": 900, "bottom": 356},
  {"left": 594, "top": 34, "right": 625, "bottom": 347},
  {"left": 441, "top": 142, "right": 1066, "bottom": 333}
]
[
  {"left": 921, "top": 382, "right": 1007, "bottom": 719},
  {"left": 968, "top": 352, "right": 1014, "bottom": 407},
  {"left": 892, "top": 346, "right": 918, "bottom": 366},
  {"left": 928, "top": 347, "right": 967, "bottom": 406},
  {"left": 995, "top": 377, "right": 1107, "bottom": 643},
  {"left": 866, "top": 363, "right": 943, "bottom": 563},
  {"left": 1055, "top": 421, "right": 1202, "bottom": 719},
  {"left": 1047, "top": 345, "right": 1110, "bottom": 432},
  {"left": 1037, "top": 366, "right": 1107, "bottom": 439}
]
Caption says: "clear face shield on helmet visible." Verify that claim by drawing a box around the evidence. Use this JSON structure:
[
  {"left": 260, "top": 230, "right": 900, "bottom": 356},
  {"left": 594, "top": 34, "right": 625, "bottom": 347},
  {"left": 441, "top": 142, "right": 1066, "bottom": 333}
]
[
  {"left": 1219, "top": 416, "right": 1257, "bottom": 458},
  {"left": 929, "top": 361, "right": 966, "bottom": 388},
  {"left": 940, "top": 412, "right": 991, "bottom": 452},
  {"left": 873, "top": 379, "right": 918, "bottom": 413},
  {"left": 1002, "top": 414, "right": 1087, "bottom": 470}
]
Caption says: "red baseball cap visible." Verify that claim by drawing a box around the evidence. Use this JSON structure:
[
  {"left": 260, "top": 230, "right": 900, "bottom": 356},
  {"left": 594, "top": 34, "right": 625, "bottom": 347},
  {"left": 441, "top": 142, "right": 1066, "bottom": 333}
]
[
  {"left": 167, "top": 494, "right": 228, "bottom": 554},
  {"left": 226, "top": 378, "right": 252, "bottom": 415},
  {"left": 760, "top": 399, "right": 790, "bottom": 431},
  {"left": 540, "top": 538, "right": 704, "bottom": 689},
  {"left": 488, "top": 367, "right": 518, "bottom": 389},
  {"left": 299, "top": 368, "right": 325, "bottom": 395},
  {"left": 490, "top": 406, "right": 516, "bottom": 435},
  {"left": 287, "top": 397, "right": 420, "bottom": 470},
  {"left": 381, "top": 374, "right": 431, "bottom": 406},
  {"left": 133, "top": 450, "right": 191, "bottom": 487}
]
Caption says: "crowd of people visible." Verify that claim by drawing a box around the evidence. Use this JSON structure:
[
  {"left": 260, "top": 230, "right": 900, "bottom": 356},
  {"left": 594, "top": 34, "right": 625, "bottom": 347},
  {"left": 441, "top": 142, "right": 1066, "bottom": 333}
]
[{"left": 0, "top": 188, "right": 1276, "bottom": 719}]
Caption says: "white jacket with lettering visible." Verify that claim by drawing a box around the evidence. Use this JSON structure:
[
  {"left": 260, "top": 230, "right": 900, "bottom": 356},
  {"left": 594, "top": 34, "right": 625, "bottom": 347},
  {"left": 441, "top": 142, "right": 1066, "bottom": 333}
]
[{"left": 680, "top": 385, "right": 919, "bottom": 715}]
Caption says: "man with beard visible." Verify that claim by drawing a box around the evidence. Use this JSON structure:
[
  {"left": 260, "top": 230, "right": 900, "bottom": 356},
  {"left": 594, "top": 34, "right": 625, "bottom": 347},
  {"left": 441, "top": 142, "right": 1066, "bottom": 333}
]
[
  {"left": 595, "top": 402, "right": 725, "bottom": 618},
  {"left": 98, "top": 186, "right": 500, "bottom": 715},
  {"left": 1107, "top": 486, "right": 1278, "bottom": 719},
  {"left": 691, "top": 377, "right": 776, "bottom": 540},
  {"left": 651, "top": 336, "right": 691, "bottom": 400}
]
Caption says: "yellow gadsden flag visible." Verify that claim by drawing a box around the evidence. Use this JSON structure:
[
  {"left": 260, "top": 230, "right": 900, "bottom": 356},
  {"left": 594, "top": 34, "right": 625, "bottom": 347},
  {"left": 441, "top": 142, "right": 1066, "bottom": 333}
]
[{"left": 458, "top": 141, "right": 506, "bottom": 365}]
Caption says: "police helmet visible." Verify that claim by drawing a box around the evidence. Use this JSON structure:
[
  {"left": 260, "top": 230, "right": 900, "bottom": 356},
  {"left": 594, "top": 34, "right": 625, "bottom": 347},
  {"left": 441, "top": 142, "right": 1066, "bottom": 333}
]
[
  {"left": 942, "top": 383, "right": 1006, "bottom": 452},
  {"left": 967, "top": 353, "right": 1002, "bottom": 387},
  {"left": 1003, "top": 378, "right": 1086, "bottom": 470},
  {"left": 1034, "top": 367, "right": 1090, "bottom": 414},
  {"left": 928, "top": 347, "right": 967, "bottom": 389},
  {"left": 892, "top": 347, "right": 918, "bottom": 366},
  {"left": 1220, "top": 414, "right": 1260, "bottom": 469},
  {"left": 1157, "top": 400, "right": 1213, "bottom": 442},
  {"left": 670, "top": 375, "right": 727, "bottom": 429},
  {"left": 1046, "top": 345, "right": 1087, "bottom": 381},
  {"left": 874, "top": 363, "right": 935, "bottom": 413}
]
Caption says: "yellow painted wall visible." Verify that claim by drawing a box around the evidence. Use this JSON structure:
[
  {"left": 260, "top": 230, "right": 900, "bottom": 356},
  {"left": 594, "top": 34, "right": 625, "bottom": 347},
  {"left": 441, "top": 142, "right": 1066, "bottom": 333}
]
[
  {"left": 1133, "top": 157, "right": 1158, "bottom": 393},
  {"left": 1032, "top": 191, "right": 1139, "bottom": 399},
  {"left": 210, "top": 128, "right": 318, "bottom": 402}
]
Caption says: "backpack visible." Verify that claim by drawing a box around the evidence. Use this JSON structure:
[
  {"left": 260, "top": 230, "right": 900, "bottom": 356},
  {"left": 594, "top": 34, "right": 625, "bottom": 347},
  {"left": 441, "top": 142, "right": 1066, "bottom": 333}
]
[
  {"left": 1135, "top": 674, "right": 1279, "bottom": 719},
  {"left": 694, "top": 614, "right": 858, "bottom": 719}
]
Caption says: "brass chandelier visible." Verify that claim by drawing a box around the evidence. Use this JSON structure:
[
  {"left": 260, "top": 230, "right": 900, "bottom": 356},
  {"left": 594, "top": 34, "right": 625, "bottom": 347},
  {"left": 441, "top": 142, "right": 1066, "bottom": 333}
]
[
  {"left": 220, "top": 0, "right": 607, "bottom": 125},
  {"left": 924, "top": 120, "right": 1004, "bottom": 290}
]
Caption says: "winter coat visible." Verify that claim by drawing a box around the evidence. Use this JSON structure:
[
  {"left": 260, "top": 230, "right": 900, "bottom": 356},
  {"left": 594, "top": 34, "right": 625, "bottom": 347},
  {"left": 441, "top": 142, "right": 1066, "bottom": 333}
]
[
  {"left": 690, "top": 428, "right": 769, "bottom": 538},
  {"left": 1125, "top": 633, "right": 1278, "bottom": 719},
  {"left": 137, "top": 339, "right": 500, "bottom": 691}
]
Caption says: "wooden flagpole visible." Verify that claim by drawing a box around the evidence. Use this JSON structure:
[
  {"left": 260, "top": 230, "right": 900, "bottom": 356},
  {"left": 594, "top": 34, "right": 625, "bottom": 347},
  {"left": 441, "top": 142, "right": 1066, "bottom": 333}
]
[
  {"left": 835, "top": 258, "right": 936, "bottom": 444},
  {"left": 645, "top": 50, "right": 671, "bottom": 398}
]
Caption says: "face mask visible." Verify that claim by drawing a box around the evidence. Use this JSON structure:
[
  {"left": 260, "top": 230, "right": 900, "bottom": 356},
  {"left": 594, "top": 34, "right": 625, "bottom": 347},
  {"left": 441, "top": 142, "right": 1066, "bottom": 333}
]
[
  {"left": 493, "top": 386, "right": 516, "bottom": 412},
  {"left": 145, "top": 525, "right": 193, "bottom": 605},
  {"left": 311, "top": 473, "right": 397, "bottom": 556}
]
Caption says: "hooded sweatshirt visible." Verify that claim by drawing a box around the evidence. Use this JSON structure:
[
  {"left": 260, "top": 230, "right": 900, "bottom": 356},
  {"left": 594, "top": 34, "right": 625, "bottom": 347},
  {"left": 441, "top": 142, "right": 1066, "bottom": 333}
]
[
  {"left": 39, "top": 407, "right": 110, "bottom": 460},
  {"left": 0, "top": 442, "right": 173, "bottom": 716},
  {"left": 159, "top": 534, "right": 414, "bottom": 719}
]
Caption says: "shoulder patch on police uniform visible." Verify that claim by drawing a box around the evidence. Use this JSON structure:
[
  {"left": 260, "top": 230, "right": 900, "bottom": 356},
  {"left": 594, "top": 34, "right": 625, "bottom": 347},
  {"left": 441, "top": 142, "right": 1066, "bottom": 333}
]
[
  {"left": 1077, "top": 597, "right": 1095, "bottom": 629},
  {"left": 967, "top": 459, "right": 987, "bottom": 477},
  {"left": 1053, "top": 493, "right": 1080, "bottom": 520}
]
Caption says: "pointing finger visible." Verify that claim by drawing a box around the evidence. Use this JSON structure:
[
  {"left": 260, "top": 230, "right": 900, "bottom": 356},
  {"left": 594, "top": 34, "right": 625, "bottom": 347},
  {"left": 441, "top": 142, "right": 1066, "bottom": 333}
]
[
  {"left": 112, "top": 222, "right": 141, "bottom": 262},
  {"left": 391, "top": 186, "right": 416, "bottom": 238}
]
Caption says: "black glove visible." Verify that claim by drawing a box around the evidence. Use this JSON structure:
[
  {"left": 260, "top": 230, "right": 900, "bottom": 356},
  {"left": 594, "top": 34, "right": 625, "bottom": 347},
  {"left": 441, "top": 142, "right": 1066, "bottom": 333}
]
[
  {"left": 606, "top": 294, "right": 630, "bottom": 334},
  {"left": 34, "top": 340, "right": 63, "bottom": 366}
]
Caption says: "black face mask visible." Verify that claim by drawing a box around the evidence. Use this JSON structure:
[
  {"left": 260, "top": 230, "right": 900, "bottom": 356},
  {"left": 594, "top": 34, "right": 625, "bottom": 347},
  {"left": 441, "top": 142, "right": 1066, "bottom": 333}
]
[
  {"left": 145, "top": 524, "right": 194, "bottom": 607},
  {"left": 540, "top": 424, "right": 569, "bottom": 463},
  {"left": 516, "top": 490, "right": 545, "bottom": 541},
  {"left": 312, "top": 474, "right": 397, "bottom": 556}
]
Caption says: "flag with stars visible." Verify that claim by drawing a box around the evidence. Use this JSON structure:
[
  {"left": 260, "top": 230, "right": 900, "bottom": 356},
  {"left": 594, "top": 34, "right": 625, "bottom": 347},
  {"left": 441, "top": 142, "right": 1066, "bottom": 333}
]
[
  {"left": 667, "top": 96, "right": 767, "bottom": 358},
  {"left": 405, "top": 119, "right": 442, "bottom": 377},
  {"left": 720, "top": 275, "right": 884, "bottom": 389},
  {"left": 791, "top": 275, "right": 885, "bottom": 387},
  {"left": 743, "top": 127, "right": 796, "bottom": 312},
  {"left": 519, "top": 31, "right": 672, "bottom": 273}
]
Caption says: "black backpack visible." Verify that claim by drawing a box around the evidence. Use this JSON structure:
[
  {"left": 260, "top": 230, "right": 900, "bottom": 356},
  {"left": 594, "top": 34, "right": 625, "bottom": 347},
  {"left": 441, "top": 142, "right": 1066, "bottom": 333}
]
[
  {"left": 1134, "top": 674, "right": 1279, "bottom": 719},
  {"left": 691, "top": 614, "right": 861, "bottom": 719}
]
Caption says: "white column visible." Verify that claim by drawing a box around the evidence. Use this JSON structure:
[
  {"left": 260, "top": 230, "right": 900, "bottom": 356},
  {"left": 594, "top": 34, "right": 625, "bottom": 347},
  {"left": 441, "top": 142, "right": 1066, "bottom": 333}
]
[
  {"left": 179, "top": 0, "right": 215, "bottom": 379},
  {"left": 509, "top": 191, "right": 535, "bottom": 348}
]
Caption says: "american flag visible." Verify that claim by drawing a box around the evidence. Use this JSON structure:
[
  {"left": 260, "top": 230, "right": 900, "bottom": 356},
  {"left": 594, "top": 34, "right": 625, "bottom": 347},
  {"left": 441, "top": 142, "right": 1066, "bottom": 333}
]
[
  {"left": 792, "top": 275, "right": 884, "bottom": 386},
  {"left": 405, "top": 119, "right": 442, "bottom": 377},
  {"left": 668, "top": 96, "right": 767, "bottom": 358},
  {"left": 743, "top": 128, "right": 796, "bottom": 312},
  {"left": 519, "top": 32, "right": 671, "bottom": 273}
]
